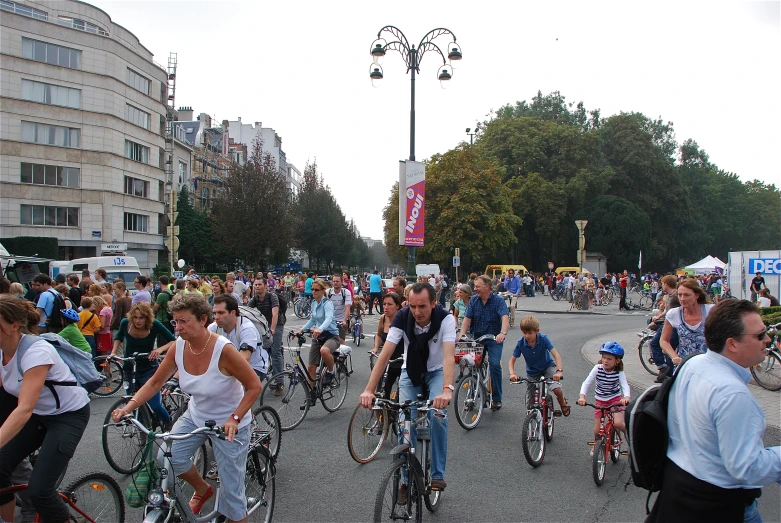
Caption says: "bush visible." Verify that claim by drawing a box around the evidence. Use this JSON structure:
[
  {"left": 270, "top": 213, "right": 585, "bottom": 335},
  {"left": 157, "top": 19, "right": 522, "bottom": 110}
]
[
  {"left": 762, "top": 312, "right": 781, "bottom": 327},
  {"left": 759, "top": 306, "right": 781, "bottom": 317},
  {"left": 1, "top": 236, "right": 58, "bottom": 259}
]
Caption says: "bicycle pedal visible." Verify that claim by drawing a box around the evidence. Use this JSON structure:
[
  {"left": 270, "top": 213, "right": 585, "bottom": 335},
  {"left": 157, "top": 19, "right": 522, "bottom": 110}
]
[
  {"left": 587, "top": 441, "right": 595, "bottom": 446},
  {"left": 553, "top": 410, "right": 563, "bottom": 417},
  {"left": 620, "top": 451, "right": 629, "bottom": 456}
]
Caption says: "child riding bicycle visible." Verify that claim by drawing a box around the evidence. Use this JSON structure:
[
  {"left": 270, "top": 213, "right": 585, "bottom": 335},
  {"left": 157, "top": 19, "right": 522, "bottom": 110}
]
[{"left": 577, "top": 342, "right": 630, "bottom": 455}]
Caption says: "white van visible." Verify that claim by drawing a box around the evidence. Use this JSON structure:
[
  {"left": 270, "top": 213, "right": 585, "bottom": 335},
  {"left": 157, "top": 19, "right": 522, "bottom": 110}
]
[{"left": 50, "top": 256, "right": 142, "bottom": 296}]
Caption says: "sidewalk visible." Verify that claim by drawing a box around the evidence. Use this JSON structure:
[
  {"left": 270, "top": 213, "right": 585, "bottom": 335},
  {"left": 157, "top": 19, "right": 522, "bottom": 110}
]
[
  {"left": 511, "top": 291, "right": 648, "bottom": 316},
  {"left": 580, "top": 329, "right": 781, "bottom": 429}
]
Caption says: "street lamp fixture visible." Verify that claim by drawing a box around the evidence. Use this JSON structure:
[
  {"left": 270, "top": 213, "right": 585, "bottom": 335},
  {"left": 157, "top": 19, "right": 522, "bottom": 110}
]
[
  {"left": 466, "top": 124, "right": 480, "bottom": 144},
  {"left": 368, "top": 25, "right": 462, "bottom": 276}
]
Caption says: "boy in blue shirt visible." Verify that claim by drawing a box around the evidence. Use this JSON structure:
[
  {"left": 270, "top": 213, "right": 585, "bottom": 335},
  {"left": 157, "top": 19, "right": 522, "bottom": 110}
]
[{"left": 508, "top": 316, "right": 570, "bottom": 416}]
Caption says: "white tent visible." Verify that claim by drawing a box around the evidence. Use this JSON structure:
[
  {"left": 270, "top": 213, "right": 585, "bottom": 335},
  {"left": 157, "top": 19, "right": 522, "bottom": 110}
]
[{"left": 685, "top": 255, "right": 726, "bottom": 275}]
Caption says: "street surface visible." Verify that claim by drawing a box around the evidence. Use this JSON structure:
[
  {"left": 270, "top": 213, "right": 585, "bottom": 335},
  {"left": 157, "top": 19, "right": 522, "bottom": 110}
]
[{"left": 61, "top": 296, "right": 781, "bottom": 522}]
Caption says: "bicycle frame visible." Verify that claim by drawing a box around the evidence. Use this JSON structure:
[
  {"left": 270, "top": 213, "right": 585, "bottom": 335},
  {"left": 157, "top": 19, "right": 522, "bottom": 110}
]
[
  {"left": 0, "top": 485, "right": 96, "bottom": 523},
  {"left": 584, "top": 402, "right": 626, "bottom": 458}
]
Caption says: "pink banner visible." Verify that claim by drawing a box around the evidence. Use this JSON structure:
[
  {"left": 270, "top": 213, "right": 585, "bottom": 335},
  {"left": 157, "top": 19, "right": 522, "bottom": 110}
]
[{"left": 404, "top": 180, "right": 425, "bottom": 247}]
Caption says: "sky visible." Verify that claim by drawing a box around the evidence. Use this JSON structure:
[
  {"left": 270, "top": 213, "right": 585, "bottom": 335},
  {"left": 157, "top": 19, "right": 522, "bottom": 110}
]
[{"left": 90, "top": 0, "right": 781, "bottom": 240}]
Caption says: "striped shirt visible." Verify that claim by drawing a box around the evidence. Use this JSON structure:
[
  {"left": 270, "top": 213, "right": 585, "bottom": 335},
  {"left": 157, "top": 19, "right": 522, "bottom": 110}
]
[{"left": 579, "top": 364, "right": 630, "bottom": 401}]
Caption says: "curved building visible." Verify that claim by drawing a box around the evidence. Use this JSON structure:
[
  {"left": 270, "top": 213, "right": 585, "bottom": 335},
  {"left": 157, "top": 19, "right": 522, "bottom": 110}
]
[{"left": 0, "top": 0, "right": 168, "bottom": 271}]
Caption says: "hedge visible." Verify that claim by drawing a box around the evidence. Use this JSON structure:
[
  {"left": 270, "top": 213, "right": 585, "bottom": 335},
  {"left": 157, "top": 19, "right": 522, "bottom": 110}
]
[{"left": 1, "top": 236, "right": 58, "bottom": 260}]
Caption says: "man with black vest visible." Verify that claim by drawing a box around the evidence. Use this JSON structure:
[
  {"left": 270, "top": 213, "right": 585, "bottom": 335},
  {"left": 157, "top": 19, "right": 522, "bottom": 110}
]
[{"left": 360, "top": 282, "right": 456, "bottom": 496}]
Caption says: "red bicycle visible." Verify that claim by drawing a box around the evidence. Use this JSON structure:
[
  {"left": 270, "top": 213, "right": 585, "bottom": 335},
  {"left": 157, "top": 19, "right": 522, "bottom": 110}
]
[
  {"left": 510, "top": 377, "right": 561, "bottom": 468},
  {"left": 583, "top": 403, "right": 628, "bottom": 486},
  {"left": 0, "top": 472, "right": 125, "bottom": 522}
]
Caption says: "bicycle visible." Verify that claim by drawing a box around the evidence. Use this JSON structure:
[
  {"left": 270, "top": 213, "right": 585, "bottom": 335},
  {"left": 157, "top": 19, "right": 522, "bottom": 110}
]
[
  {"left": 498, "top": 292, "right": 516, "bottom": 326},
  {"left": 347, "top": 352, "right": 403, "bottom": 464},
  {"left": 101, "top": 354, "right": 207, "bottom": 476},
  {"left": 636, "top": 328, "right": 659, "bottom": 376},
  {"left": 510, "top": 376, "right": 561, "bottom": 468},
  {"left": 372, "top": 398, "right": 444, "bottom": 522},
  {"left": 111, "top": 416, "right": 274, "bottom": 523},
  {"left": 0, "top": 473, "right": 125, "bottom": 522},
  {"left": 750, "top": 322, "right": 781, "bottom": 391},
  {"left": 582, "top": 403, "right": 628, "bottom": 486},
  {"left": 293, "top": 295, "right": 313, "bottom": 319},
  {"left": 90, "top": 354, "right": 124, "bottom": 397},
  {"left": 550, "top": 285, "right": 565, "bottom": 301},
  {"left": 259, "top": 330, "right": 352, "bottom": 430},
  {"left": 350, "top": 311, "right": 364, "bottom": 347},
  {"left": 452, "top": 335, "right": 496, "bottom": 430}
]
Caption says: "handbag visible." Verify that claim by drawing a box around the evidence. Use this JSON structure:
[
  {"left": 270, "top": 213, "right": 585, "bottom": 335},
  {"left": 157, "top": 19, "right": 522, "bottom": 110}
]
[{"left": 124, "top": 435, "right": 159, "bottom": 508}]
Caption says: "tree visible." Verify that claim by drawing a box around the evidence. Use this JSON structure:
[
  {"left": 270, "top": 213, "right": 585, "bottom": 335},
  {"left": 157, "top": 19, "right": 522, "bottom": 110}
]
[
  {"left": 211, "top": 137, "right": 296, "bottom": 269},
  {"left": 584, "top": 196, "right": 652, "bottom": 271}
]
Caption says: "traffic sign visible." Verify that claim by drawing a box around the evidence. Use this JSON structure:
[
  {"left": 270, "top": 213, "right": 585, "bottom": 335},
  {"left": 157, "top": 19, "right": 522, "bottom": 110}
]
[
  {"left": 453, "top": 256, "right": 460, "bottom": 267},
  {"left": 548, "top": 261, "right": 554, "bottom": 270}
]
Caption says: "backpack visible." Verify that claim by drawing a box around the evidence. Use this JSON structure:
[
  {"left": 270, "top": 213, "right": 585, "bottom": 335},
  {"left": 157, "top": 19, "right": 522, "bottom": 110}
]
[
  {"left": 327, "top": 288, "right": 347, "bottom": 305},
  {"left": 273, "top": 289, "right": 288, "bottom": 318},
  {"left": 16, "top": 333, "right": 103, "bottom": 405},
  {"left": 45, "top": 289, "right": 66, "bottom": 330},
  {"left": 225, "top": 305, "right": 273, "bottom": 350},
  {"left": 625, "top": 354, "right": 698, "bottom": 512}
]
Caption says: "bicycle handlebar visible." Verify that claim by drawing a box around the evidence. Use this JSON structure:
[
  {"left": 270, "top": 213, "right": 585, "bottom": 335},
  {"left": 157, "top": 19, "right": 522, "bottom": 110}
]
[
  {"left": 459, "top": 334, "right": 496, "bottom": 344},
  {"left": 581, "top": 402, "right": 624, "bottom": 412},
  {"left": 107, "top": 416, "right": 241, "bottom": 444},
  {"left": 368, "top": 351, "right": 404, "bottom": 365},
  {"left": 372, "top": 398, "right": 445, "bottom": 416},
  {"left": 509, "top": 376, "right": 563, "bottom": 383},
  {"left": 99, "top": 353, "right": 153, "bottom": 362}
]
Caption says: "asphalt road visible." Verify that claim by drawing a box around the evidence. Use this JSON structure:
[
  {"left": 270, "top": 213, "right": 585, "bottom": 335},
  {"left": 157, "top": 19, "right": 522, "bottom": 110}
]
[{"left": 62, "top": 311, "right": 781, "bottom": 522}]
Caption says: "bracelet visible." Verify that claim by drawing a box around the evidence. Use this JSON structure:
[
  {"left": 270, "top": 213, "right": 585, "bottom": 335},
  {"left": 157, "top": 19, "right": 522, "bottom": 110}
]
[{"left": 127, "top": 398, "right": 140, "bottom": 409}]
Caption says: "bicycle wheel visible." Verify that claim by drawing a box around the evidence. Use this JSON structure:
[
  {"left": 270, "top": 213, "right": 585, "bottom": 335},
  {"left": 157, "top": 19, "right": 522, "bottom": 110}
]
[
  {"left": 301, "top": 300, "right": 312, "bottom": 319},
  {"left": 162, "top": 391, "right": 189, "bottom": 424},
  {"left": 543, "top": 397, "right": 555, "bottom": 442},
  {"left": 750, "top": 351, "right": 781, "bottom": 391},
  {"left": 246, "top": 447, "right": 275, "bottom": 523},
  {"left": 348, "top": 404, "right": 388, "bottom": 464},
  {"left": 101, "top": 397, "right": 152, "bottom": 474},
  {"left": 453, "top": 373, "right": 483, "bottom": 430},
  {"left": 610, "top": 429, "right": 621, "bottom": 464},
  {"left": 321, "top": 362, "right": 349, "bottom": 412},
  {"left": 91, "top": 357, "right": 124, "bottom": 397},
  {"left": 259, "top": 370, "right": 309, "bottom": 430},
  {"left": 253, "top": 405, "right": 282, "bottom": 459},
  {"left": 592, "top": 439, "right": 607, "bottom": 486},
  {"left": 62, "top": 471, "right": 125, "bottom": 523},
  {"left": 521, "top": 410, "right": 545, "bottom": 467},
  {"left": 637, "top": 335, "right": 659, "bottom": 376},
  {"left": 353, "top": 324, "right": 359, "bottom": 346},
  {"left": 551, "top": 290, "right": 560, "bottom": 301},
  {"left": 374, "top": 457, "right": 422, "bottom": 523},
  {"left": 423, "top": 442, "right": 441, "bottom": 513}
]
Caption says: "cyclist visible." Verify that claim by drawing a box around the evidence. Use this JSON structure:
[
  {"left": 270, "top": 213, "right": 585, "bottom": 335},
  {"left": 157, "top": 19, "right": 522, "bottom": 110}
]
[
  {"left": 304, "top": 272, "right": 315, "bottom": 299},
  {"left": 459, "top": 275, "right": 509, "bottom": 411},
  {"left": 0, "top": 296, "right": 90, "bottom": 523},
  {"left": 372, "top": 292, "right": 404, "bottom": 399},
  {"left": 349, "top": 296, "right": 366, "bottom": 339},
  {"left": 577, "top": 342, "right": 630, "bottom": 455},
  {"left": 360, "top": 282, "right": 455, "bottom": 493},
  {"left": 295, "top": 279, "right": 340, "bottom": 389},
  {"left": 504, "top": 269, "right": 521, "bottom": 327},
  {"left": 211, "top": 294, "right": 267, "bottom": 380},
  {"left": 508, "top": 316, "right": 570, "bottom": 416},
  {"left": 57, "top": 307, "right": 92, "bottom": 353},
  {"left": 327, "top": 274, "right": 352, "bottom": 344},
  {"left": 283, "top": 271, "right": 295, "bottom": 299},
  {"left": 247, "top": 277, "right": 284, "bottom": 395}
]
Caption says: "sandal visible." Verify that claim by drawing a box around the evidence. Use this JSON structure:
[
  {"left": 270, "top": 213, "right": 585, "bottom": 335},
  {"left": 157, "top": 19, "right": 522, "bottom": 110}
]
[
  {"left": 561, "top": 400, "right": 571, "bottom": 417},
  {"left": 189, "top": 485, "right": 214, "bottom": 514}
]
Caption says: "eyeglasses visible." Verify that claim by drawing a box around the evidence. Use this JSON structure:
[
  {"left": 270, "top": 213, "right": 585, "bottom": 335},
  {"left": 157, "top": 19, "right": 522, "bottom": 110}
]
[
  {"left": 312, "top": 287, "right": 324, "bottom": 292},
  {"left": 170, "top": 318, "right": 191, "bottom": 327},
  {"left": 742, "top": 331, "right": 768, "bottom": 342}
]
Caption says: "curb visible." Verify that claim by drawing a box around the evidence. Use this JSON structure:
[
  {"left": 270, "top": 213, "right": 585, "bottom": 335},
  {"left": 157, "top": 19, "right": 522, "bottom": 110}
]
[{"left": 516, "top": 308, "right": 646, "bottom": 317}]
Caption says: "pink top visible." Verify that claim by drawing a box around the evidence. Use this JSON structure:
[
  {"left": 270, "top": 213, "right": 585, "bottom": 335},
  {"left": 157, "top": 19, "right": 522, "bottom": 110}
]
[{"left": 98, "top": 306, "right": 113, "bottom": 334}]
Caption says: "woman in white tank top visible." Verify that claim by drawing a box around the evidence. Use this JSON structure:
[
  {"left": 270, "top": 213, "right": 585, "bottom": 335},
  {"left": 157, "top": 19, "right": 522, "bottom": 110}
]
[{"left": 112, "top": 293, "right": 261, "bottom": 522}]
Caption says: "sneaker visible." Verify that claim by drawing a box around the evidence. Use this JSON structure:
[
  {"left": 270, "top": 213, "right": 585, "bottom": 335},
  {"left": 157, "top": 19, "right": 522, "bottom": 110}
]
[
  {"left": 396, "top": 484, "right": 407, "bottom": 505},
  {"left": 360, "top": 334, "right": 365, "bottom": 339},
  {"left": 491, "top": 400, "right": 502, "bottom": 411},
  {"left": 272, "top": 384, "right": 284, "bottom": 397},
  {"left": 654, "top": 367, "right": 670, "bottom": 384},
  {"left": 322, "top": 371, "right": 335, "bottom": 388},
  {"left": 430, "top": 478, "right": 447, "bottom": 491},
  {"left": 205, "top": 462, "right": 219, "bottom": 480}
]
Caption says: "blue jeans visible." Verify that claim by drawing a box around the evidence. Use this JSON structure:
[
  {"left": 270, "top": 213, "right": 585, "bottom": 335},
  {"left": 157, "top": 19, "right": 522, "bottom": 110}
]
[
  {"left": 129, "top": 367, "right": 170, "bottom": 427},
  {"left": 398, "top": 369, "right": 447, "bottom": 480},
  {"left": 650, "top": 325, "right": 677, "bottom": 369},
  {"left": 483, "top": 339, "right": 504, "bottom": 402},
  {"left": 272, "top": 324, "right": 285, "bottom": 384},
  {"left": 744, "top": 500, "right": 763, "bottom": 523}
]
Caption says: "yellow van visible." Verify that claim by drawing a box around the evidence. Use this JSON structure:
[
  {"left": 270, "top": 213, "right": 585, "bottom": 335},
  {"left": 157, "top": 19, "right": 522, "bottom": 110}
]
[
  {"left": 554, "top": 266, "right": 591, "bottom": 275},
  {"left": 484, "top": 264, "right": 528, "bottom": 279}
]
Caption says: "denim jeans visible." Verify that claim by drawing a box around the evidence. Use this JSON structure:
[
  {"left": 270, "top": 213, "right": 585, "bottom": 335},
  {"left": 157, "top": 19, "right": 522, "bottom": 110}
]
[
  {"left": 131, "top": 367, "right": 171, "bottom": 426},
  {"left": 744, "top": 500, "right": 763, "bottom": 523},
  {"left": 272, "top": 324, "right": 285, "bottom": 384},
  {"left": 649, "top": 325, "right": 677, "bottom": 369},
  {"left": 483, "top": 339, "right": 504, "bottom": 402},
  {"left": 398, "top": 369, "right": 447, "bottom": 480}
]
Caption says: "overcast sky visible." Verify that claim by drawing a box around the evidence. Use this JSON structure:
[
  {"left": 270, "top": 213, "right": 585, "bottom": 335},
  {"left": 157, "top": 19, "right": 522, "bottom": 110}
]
[{"left": 91, "top": 0, "right": 780, "bottom": 240}]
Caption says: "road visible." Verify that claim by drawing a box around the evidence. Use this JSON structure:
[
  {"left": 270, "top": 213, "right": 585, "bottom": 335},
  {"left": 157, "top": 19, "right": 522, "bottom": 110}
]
[{"left": 63, "top": 309, "right": 781, "bottom": 522}]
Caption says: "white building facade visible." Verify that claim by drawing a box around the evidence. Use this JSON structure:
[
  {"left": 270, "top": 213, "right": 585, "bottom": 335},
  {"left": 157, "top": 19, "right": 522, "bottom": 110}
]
[
  {"left": 227, "top": 117, "right": 299, "bottom": 194},
  {"left": 0, "top": 0, "right": 169, "bottom": 271}
]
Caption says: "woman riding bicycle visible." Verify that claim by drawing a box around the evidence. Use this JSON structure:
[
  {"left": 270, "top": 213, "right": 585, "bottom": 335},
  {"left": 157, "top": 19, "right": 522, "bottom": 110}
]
[
  {"left": 0, "top": 296, "right": 90, "bottom": 523},
  {"left": 295, "top": 279, "right": 340, "bottom": 388},
  {"left": 112, "top": 293, "right": 261, "bottom": 523},
  {"left": 373, "top": 292, "right": 404, "bottom": 399}
]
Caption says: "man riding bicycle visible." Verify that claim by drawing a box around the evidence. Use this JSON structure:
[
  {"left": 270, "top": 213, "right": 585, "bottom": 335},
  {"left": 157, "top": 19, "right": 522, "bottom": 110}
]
[
  {"left": 360, "top": 282, "right": 456, "bottom": 493},
  {"left": 504, "top": 269, "right": 521, "bottom": 327},
  {"left": 327, "top": 274, "right": 352, "bottom": 344}
]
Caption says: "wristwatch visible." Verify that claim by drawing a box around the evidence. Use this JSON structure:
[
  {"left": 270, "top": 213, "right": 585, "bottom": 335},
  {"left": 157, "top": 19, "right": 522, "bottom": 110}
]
[
  {"left": 444, "top": 384, "right": 454, "bottom": 392},
  {"left": 556, "top": 368, "right": 563, "bottom": 373},
  {"left": 231, "top": 414, "right": 240, "bottom": 422},
  {"left": 500, "top": 331, "right": 508, "bottom": 335}
]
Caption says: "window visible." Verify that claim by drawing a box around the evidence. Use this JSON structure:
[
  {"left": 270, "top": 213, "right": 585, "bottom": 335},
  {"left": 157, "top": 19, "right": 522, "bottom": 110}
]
[
  {"left": 21, "top": 79, "right": 80, "bottom": 108},
  {"left": 126, "top": 68, "right": 150, "bottom": 95},
  {"left": 21, "top": 162, "right": 79, "bottom": 187},
  {"left": 125, "top": 140, "right": 149, "bottom": 163},
  {"left": 124, "top": 176, "right": 149, "bottom": 198},
  {"left": 124, "top": 212, "right": 147, "bottom": 232},
  {"left": 21, "top": 37, "right": 80, "bottom": 69},
  {"left": 0, "top": 0, "right": 47, "bottom": 20},
  {"left": 178, "top": 161, "right": 187, "bottom": 184},
  {"left": 57, "top": 15, "right": 108, "bottom": 36},
  {"left": 20, "top": 204, "right": 78, "bottom": 227},
  {"left": 21, "top": 121, "right": 79, "bottom": 148},
  {"left": 125, "top": 104, "right": 150, "bottom": 129}
]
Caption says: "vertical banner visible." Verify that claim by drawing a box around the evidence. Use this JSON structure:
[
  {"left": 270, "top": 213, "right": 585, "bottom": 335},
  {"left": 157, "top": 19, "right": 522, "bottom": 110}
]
[
  {"left": 398, "top": 161, "right": 407, "bottom": 246},
  {"left": 403, "top": 161, "right": 425, "bottom": 247}
]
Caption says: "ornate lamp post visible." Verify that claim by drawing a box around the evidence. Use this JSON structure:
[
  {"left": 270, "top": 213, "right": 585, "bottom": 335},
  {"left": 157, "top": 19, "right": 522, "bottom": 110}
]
[{"left": 369, "top": 26, "right": 462, "bottom": 276}]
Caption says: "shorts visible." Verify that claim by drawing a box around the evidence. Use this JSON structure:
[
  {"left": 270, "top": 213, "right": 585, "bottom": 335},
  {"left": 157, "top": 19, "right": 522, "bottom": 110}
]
[
  {"left": 595, "top": 396, "right": 622, "bottom": 420},
  {"left": 308, "top": 335, "right": 340, "bottom": 367},
  {"left": 525, "top": 365, "right": 561, "bottom": 407}
]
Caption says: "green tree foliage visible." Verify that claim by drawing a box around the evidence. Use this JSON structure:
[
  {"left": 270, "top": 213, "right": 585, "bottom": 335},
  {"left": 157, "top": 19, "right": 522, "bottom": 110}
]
[
  {"left": 584, "top": 196, "right": 652, "bottom": 270},
  {"left": 175, "top": 186, "right": 215, "bottom": 269}
]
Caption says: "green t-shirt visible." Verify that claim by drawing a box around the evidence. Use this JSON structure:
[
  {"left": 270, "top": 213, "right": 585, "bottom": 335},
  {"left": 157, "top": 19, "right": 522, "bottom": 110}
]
[
  {"left": 59, "top": 323, "right": 92, "bottom": 353},
  {"left": 155, "top": 289, "right": 173, "bottom": 322}
]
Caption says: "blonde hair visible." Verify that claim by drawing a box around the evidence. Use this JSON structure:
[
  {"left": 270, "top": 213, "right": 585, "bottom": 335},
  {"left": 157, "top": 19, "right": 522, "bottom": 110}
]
[
  {"left": 0, "top": 295, "right": 40, "bottom": 334},
  {"left": 127, "top": 301, "right": 154, "bottom": 330},
  {"left": 311, "top": 278, "right": 327, "bottom": 291},
  {"left": 9, "top": 282, "right": 24, "bottom": 295},
  {"left": 519, "top": 316, "right": 540, "bottom": 333},
  {"left": 92, "top": 296, "right": 106, "bottom": 310}
]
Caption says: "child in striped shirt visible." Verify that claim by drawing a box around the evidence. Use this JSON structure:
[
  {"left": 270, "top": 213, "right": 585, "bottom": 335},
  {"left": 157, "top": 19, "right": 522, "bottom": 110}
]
[{"left": 577, "top": 341, "right": 630, "bottom": 455}]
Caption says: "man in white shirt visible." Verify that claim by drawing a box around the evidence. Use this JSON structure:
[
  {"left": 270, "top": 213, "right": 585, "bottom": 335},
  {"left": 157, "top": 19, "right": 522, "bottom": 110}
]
[
  {"left": 327, "top": 274, "right": 352, "bottom": 343},
  {"left": 210, "top": 294, "right": 267, "bottom": 379},
  {"left": 226, "top": 272, "right": 248, "bottom": 304},
  {"left": 360, "top": 282, "right": 455, "bottom": 495}
]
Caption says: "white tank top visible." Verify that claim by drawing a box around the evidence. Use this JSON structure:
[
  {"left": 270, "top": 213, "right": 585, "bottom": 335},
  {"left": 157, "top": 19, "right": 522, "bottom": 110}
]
[{"left": 175, "top": 335, "right": 251, "bottom": 429}]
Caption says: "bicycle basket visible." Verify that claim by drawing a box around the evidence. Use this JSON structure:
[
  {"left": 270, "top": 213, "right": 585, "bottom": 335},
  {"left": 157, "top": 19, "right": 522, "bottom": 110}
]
[
  {"left": 454, "top": 342, "right": 484, "bottom": 366},
  {"left": 124, "top": 436, "right": 159, "bottom": 508}
]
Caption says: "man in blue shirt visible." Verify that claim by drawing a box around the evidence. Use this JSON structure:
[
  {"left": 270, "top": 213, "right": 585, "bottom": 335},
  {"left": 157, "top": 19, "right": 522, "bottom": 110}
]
[
  {"left": 505, "top": 269, "right": 521, "bottom": 327},
  {"left": 649, "top": 299, "right": 780, "bottom": 522},
  {"left": 368, "top": 270, "right": 383, "bottom": 315},
  {"left": 31, "top": 274, "right": 57, "bottom": 332},
  {"left": 304, "top": 272, "right": 314, "bottom": 298},
  {"left": 459, "top": 275, "right": 509, "bottom": 411}
]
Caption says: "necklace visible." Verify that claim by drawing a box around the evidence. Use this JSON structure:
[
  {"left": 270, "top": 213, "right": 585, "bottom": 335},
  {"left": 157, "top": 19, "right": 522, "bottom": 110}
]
[{"left": 188, "top": 331, "right": 211, "bottom": 356}]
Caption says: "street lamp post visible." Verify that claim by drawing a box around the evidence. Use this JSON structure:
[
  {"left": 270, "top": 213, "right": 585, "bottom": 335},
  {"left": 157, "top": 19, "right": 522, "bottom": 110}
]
[
  {"left": 466, "top": 125, "right": 480, "bottom": 145},
  {"left": 369, "top": 26, "right": 462, "bottom": 277}
]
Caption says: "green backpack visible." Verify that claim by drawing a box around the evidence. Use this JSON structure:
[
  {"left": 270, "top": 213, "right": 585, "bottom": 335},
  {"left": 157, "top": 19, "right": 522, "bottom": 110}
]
[{"left": 124, "top": 435, "right": 159, "bottom": 508}]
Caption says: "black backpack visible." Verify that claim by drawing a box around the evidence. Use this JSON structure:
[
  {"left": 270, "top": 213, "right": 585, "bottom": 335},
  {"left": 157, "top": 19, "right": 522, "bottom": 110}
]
[
  {"left": 45, "top": 289, "right": 66, "bottom": 330},
  {"left": 625, "top": 354, "right": 699, "bottom": 512},
  {"left": 273, "top": 289, "right": 288, "bottom": 317}
]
